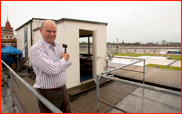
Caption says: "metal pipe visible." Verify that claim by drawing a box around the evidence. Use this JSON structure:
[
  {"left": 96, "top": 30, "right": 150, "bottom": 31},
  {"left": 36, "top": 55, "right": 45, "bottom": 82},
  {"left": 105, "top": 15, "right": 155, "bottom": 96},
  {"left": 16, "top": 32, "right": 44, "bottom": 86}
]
[
  {"left": 1, "top": 60, "right": 62, "bottom": 113},
  {"left": 96, "top": 75, "right": 100, "bottom": 113},
  {"left": 16, "top": 46, "right": 26, "bottom": 57},
  {"left": 9, "top": 70, "right": 15, "bottom": 107},
  {"left": 102, "top": 60, "right": 143, "bottom": 74},
  {"left": 98, "top": 75, "right": 181, "bottom": 96},
  {"left": 121, "top": 69, "right": 144, "bottom": 73},
  {"left": 113, "top": 56, "right": 144, "bottom": 60},
  {"left": 143, "top": 59, "right": 145, "bottom": 84},
  {"left": 108, "top": 66, "right": 144, "bottom": 73},
  {"left": 99, "top": 99, "right": 127, "bottom": 113}
]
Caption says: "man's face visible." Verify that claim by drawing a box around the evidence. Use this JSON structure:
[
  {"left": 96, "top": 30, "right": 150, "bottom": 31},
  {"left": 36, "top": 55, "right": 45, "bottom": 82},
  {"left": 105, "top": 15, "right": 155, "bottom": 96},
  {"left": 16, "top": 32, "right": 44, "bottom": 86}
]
[{"left": 40, "top": 21, "right": 57, "bottom": 45}]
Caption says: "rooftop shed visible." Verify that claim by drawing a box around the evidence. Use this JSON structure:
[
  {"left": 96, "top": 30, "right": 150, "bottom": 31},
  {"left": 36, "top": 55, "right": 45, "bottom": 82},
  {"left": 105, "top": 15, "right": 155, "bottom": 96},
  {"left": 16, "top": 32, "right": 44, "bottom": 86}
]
[{"left": 16, "top": 18, "right": 108, "bottom": 88}]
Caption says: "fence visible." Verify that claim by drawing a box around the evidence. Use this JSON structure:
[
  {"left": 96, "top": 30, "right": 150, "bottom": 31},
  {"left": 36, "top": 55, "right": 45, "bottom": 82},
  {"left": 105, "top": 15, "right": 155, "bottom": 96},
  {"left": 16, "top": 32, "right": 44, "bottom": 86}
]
[
  {"left": 96, "top": 57, "right": 181, "bottom": 113},
  {"left": 1, "top": 60, "right": 62, "bottom": 113}
]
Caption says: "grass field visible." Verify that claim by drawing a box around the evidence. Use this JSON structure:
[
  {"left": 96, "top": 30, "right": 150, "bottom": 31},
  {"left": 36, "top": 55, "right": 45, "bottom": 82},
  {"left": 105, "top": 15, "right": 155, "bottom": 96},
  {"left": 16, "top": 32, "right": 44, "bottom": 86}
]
[
  {"left": 146, "top": 64, "right": 181, "bottom": 71},
  {"left": 114, "top": 53, "right": 181, "bottom": 60}
]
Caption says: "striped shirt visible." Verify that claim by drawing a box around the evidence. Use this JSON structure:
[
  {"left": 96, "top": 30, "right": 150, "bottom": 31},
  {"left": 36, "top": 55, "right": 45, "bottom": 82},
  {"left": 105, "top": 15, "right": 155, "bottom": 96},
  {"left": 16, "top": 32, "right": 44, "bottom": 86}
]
[{"left": 29, "top": 38, "right": 72, "bottom": 89}]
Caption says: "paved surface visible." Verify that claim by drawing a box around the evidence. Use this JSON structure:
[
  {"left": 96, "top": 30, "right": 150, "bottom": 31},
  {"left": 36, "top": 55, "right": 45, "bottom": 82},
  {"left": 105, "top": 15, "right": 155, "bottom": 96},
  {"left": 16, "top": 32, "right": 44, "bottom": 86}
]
[
  {"left": 68, "top": 79, "right": 110, "bottom": 97},
  {"left": 108, "top": 62, "right": 181, "bottom": 89},
  {"left": 108, "top": 87, "right": 181, "bottom": 113},
  {"left": 5, "top": 75, "right": 114, "bottom": 113},
  {"left": 70, "top": 81, "right": 138, "bottom": 113},
  {"left": 2, "top": 75, "right": 181, "bottom": 113},
  {"left": 1, "top": 64, "right": 181, "bottom": 113},
  {"left": 1, "top": 72, "right": 138, "bottom": 113}
]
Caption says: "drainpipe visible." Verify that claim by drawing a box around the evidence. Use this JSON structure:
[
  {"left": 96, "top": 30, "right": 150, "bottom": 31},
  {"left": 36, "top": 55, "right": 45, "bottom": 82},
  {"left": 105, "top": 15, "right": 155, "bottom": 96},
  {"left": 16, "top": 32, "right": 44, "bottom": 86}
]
[{"left": 30, "top": 20, "right": 33, "bottom": 46}]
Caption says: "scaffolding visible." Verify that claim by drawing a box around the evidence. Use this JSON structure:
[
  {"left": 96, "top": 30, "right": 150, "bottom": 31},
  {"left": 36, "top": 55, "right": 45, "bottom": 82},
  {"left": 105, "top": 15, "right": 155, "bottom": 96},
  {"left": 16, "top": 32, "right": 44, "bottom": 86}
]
[{"left": 96, "top": 57, "right": 181, "bottom": 113}]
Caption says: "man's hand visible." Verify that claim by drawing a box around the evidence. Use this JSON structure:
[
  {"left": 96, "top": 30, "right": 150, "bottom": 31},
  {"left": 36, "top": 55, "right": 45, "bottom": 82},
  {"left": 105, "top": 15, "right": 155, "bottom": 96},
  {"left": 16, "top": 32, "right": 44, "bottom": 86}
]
[{"left": 62, "top": 52, "right": 69, "bottom": 61}]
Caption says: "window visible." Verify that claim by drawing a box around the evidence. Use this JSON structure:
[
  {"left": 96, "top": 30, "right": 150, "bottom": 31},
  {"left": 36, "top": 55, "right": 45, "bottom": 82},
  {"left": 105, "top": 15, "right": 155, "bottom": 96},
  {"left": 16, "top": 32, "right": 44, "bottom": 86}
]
[
  {"left": 6, "top": 36, "right": 8, "bottom": 38},
  {"left": 10, "top": 36, "right": 12, "bottom": 38}
]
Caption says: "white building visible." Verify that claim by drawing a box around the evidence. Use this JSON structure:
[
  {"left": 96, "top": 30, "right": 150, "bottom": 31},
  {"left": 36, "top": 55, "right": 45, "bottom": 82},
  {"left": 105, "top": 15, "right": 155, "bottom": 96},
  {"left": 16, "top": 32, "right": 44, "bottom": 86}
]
[{"left": 15, "top": 18, "right": 108, "bottom": 88}]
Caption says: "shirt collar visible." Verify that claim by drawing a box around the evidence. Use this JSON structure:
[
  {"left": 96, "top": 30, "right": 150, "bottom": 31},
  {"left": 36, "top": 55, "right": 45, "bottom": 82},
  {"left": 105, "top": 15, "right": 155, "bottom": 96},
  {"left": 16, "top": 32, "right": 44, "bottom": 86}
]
[{"left": 41, "top": 38, "right": 56, "bottom": 49}]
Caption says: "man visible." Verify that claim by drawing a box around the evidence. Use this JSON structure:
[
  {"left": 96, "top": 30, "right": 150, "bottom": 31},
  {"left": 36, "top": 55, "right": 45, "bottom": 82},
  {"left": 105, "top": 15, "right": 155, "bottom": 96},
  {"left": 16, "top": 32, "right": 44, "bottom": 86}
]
[{"left": 29, "top": 20, "right": 72, "bottom": 113}]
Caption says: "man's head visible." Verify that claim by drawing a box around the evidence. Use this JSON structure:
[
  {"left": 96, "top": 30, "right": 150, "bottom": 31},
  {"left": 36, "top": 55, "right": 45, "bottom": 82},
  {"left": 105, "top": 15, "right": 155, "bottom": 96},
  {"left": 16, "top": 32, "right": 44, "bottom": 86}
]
[{"left": 40, "top": 20, "right": 57, "bottom": 45}]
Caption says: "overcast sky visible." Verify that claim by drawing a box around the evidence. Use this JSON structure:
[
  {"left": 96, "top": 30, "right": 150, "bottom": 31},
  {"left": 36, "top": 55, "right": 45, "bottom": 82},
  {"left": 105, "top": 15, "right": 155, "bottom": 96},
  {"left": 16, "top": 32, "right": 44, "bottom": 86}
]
[{"left": 1, "top": 1, "right": 181, "bottom": 43}]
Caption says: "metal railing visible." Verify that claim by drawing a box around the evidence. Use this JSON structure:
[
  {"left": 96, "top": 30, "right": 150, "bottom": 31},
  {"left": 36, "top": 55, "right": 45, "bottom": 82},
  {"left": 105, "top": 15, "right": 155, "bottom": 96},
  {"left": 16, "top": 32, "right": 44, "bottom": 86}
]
[
  {"left": 107, "top": 56, "right": 146, "bottom": 84},
  {"left": 96, "top": 57, "right": 181, "bottom": 113},
  {"left": 1, "top": 60, "right": 62, "bottom": 113}
]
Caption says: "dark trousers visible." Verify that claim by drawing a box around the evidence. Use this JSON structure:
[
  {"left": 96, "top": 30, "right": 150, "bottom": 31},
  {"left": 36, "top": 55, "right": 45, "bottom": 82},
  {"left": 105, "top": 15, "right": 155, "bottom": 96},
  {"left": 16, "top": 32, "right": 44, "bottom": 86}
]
[{"left": 37, "top": 85, "right": 71, "bottom": 113}]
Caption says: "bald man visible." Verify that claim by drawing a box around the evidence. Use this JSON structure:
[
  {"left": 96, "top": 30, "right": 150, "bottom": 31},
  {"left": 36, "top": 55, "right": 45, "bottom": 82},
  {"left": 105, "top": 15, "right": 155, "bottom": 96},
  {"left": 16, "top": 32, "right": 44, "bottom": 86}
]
[{"left": 30, "top": 20, "right": 72, "bottom": 113}]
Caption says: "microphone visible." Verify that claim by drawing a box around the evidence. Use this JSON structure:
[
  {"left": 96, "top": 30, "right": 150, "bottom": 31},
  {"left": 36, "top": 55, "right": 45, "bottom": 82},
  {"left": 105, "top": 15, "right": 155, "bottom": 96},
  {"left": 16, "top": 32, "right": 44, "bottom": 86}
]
[{"left": 62, "top": 44, "right": 67, "bottom": 53}]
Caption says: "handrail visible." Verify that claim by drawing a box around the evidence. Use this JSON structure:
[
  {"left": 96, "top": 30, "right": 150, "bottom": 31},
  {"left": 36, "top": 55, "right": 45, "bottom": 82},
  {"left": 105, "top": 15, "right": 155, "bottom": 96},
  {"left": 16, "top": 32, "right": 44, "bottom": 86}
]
[
  {"left": 1, "top": 60, "right": 62, "bottom": 113},
  {"left": 96, "top": 57, "right": 181, "bottom": 113}
]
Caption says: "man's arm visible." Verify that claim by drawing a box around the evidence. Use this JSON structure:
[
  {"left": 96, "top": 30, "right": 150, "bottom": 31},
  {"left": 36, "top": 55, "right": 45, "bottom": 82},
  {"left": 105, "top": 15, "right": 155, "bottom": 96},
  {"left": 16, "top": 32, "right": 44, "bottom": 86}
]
[
  {"left": 30, "top": 48, "right": 72, "bottom": 75},
  {"left": 62, "top": 52, "right": 72, "bottom": 70}
]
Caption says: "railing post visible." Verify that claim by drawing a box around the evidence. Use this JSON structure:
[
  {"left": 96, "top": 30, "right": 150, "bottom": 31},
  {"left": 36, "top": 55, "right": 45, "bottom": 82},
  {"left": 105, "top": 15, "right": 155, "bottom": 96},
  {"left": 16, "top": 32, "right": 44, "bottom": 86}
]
[
  {"left": 143, "top": 59, "right": 145, "bottom": 84},
  {"left": 96, "top": 75, "right": 100, "bottom": 113}
]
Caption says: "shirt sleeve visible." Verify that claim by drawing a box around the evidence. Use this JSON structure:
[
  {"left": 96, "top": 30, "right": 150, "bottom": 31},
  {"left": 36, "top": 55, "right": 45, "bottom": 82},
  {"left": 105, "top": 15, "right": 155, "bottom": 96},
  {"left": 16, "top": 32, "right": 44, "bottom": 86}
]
[
  {"left": 61, "top": 55, "right": 72, "bottom": 70},
  {"left": 30, "top": 48, "right": 71, "bottom": 75},
  {"left": 59, "top": 45, "right": 72, "bottom": 69}
]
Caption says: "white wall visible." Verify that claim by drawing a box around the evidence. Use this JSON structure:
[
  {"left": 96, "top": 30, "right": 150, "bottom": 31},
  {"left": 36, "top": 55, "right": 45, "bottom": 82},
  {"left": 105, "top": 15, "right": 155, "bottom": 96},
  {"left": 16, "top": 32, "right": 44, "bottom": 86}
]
[
  {"left": 32, "top": 19, "right": 45, "bottom": 30},
  {"left": 56, "top": 21, "right": 107, "bottom": 88},
  {"left": 16, "top": 24, "right": 30, "bottom": 57},
  {"left": 94, "top": 25, "right": 107, "bottom": 75},
  {"left": 16, "top": 19, "right": 45, "bottom": 66},
  {"left": 19, "top": 19, "right": 107, "bottom": 89},
  {"left": 32, "top": 20, "right": 44, "bottom": 45},
  {"left": 33, "top": 30, "right": 42, "bottom": 44},
  {"left": 56, "top": 21, "right": 79, "bottom": 88}
]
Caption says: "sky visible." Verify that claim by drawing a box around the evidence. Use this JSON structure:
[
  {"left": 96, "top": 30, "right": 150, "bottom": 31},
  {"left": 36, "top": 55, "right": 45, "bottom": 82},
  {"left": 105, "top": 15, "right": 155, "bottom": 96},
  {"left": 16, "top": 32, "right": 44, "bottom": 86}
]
[{"left": 1, "top": 1, "right": 181, "bottom": 43}]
